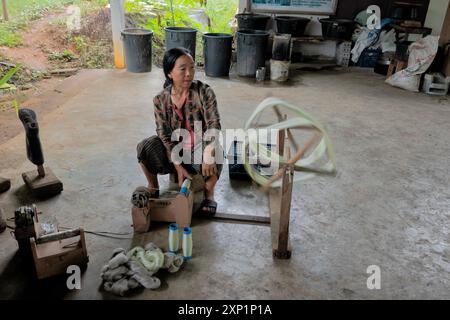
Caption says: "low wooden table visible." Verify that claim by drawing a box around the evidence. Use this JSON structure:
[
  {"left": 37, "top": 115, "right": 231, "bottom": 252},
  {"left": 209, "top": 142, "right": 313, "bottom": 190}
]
[
  {"left": 393, "top": 24, "right": 432, "bottom": 42},
  {"left": 387, "top": 58, "right": 408, "bottom": 77}
]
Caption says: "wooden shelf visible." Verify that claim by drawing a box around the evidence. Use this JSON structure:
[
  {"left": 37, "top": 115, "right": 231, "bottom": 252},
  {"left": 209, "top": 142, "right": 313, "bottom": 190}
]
[
  {"left": 291, "top": 36, "right": 351, "bottom": 43},
  {"left": 392, "top": 24, "right": 432, "bottom": 34}
]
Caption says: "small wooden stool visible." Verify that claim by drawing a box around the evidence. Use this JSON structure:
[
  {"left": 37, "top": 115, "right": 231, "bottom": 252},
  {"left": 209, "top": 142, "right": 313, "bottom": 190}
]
[{"left": 387, "top": 59, "right": 407, "bottom": 78}]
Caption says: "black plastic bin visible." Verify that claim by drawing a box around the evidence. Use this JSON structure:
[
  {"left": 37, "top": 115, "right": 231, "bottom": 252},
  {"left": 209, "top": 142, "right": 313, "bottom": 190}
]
[
  {"left": 275, "top": 16, "right": 310, "bottom": 37},
  {"left": 228, "top": 140, "right": 276, "bottom": 181},
  {"left": 237, "top": 29, "right": 269, "bottom": 77},
  {"left": 235, "top": 13, "right": 270, "bottom": 31},
  {"left": 121, "top": 28, "right": 153, "bottom": 73},
  {"left": 319, "top": 18, "right": 355, "bottom": 40},
  {"left": 203, "top": 33, "right": 233, "bottom": 77},
  {"left": 164, "top": 27, "right": 197, "bottom": 59}
]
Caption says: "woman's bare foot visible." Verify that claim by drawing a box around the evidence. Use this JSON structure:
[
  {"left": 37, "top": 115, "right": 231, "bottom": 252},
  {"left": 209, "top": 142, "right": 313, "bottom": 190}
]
[{"left": 202, "top": 175, "right": 218, "bottom": 214}]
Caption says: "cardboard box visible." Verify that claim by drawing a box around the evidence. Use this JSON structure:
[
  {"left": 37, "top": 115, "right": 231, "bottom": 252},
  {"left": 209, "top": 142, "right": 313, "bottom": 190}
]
[{"left": 131, "top": 176, "right": 204, "bottom": 233}]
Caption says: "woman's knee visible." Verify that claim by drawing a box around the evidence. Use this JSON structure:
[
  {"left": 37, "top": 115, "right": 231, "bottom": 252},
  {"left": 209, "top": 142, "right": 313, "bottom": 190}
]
[{"left": 136, "top": 135, "right": 161, "bottom": 162}]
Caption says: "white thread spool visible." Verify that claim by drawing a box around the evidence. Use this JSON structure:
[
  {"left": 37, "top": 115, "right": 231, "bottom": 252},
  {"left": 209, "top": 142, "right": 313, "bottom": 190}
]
[
  {"left": 182, "top": 226, "right": 193, "bottom": 260},
  {"left": 168, "top": 223, "right": 179, "bottom": 253}
]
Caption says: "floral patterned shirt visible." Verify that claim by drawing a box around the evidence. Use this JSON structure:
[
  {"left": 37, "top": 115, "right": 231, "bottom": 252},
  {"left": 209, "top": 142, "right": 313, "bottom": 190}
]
[{"left": 153, "top": 80, "right": 221, "bottom": 156}]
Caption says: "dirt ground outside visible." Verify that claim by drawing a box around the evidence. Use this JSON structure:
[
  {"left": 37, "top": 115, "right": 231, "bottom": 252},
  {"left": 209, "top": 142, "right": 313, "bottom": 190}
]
[{"left": 0, "top": 5, "right": 113, "bottom": 145}]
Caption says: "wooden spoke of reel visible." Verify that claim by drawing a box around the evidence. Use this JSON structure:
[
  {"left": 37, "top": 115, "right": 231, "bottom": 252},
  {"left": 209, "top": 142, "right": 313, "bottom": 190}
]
[
  {"left": 273, "top": 105, "right": 299, "bottom": 152},
  {"left": 264, "top": 130, "right": 320, "bottom": 189}
]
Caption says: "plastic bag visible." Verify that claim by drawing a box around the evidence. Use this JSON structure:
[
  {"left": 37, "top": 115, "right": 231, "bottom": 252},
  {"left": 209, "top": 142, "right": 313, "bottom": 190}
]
[
  {"left": 351, "top": 27, "right": 380, "bottom": 62},
  {"left": 380, "top": 29, "right": 396, "bottom": 53},
  {"left": 386, "top": 36, "right": 439, "bottom": 92}
]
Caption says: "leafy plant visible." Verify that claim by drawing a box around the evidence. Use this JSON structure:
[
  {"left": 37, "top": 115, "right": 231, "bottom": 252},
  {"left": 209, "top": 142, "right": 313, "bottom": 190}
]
[
  {"left": 204, "top": 0, "right": 238, "bottom": 33},
  {"left": 0, "top": 64, "right": 22, "bottom": 88},
  {"left": 125, "top": 0, "right": 205, "bottom": 37},
  {"left": 49, "top": 49, "right": 77, "bottom": 62},
  {"left": 73, "top": 35, "right": 87, "bottom": 52},
  {"left": 84, "top": 40, "right": 113, "bottom": 69},
  {"left": 0, "top": 28, "right": 23, "bottom": 46}
]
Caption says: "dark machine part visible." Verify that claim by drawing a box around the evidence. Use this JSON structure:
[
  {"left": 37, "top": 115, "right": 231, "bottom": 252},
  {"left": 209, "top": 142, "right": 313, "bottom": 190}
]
[
  {"left": 0, "top": 177, "right": 11, "bottom": 193},
  {"left": 14, "top": 205, "right": 37, "bottom": 228},
  {"left": 14, "top": 205, "right": 38, "bottom": 257},
  {"left": 18, "top": 108, "right": 44, "bottom": 168},
  {"left": 228, "top": 140, "right": 251, "bottom": 181}
]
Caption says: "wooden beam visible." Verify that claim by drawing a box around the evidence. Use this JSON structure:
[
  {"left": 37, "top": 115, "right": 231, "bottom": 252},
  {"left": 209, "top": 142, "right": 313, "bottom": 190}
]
[
  {"left": 36, "top": 228, "right": 81, "bottom": 244},
  {"left": 212, "top": 212, "right": 270, "bottom": 225}
]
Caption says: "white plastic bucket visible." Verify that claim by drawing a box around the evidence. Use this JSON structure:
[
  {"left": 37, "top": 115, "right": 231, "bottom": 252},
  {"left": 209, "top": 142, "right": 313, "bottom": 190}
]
[{"left": 270, "top": 59, "right": 290, "bottom": 82}]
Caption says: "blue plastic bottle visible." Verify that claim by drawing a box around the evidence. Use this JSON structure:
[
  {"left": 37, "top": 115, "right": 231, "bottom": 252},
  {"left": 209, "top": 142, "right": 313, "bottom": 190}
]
[{"left": 179, "top": 178, "right": 191, "bottom": 196}]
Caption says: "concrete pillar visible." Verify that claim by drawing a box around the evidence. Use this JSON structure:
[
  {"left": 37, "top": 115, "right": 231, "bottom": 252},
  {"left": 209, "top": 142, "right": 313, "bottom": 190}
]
[
  {"left": 440, "top": 3, "right": 450, "bottom": 75},
  {"left": 110, "top": 0, "right": 125, "bottom": 69}
]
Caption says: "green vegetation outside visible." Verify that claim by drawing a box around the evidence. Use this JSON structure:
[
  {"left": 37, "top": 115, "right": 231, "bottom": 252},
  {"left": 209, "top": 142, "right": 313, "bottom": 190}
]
[{"left": 0, "top": 0, "right": 109, "bottom": 47}]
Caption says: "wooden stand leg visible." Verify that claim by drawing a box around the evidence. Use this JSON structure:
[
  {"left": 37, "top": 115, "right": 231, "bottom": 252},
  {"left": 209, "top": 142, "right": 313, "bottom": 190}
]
[
  {"left": 387, "top": 63, "right": 396, "bottom": 77},
  {"left": 273, "top": 165, "right": 293, "bottom": 259},
  {"left": 387, "top": 59, "right": 408, "bottom": 78},
  {"left": 397, "top": 60, "right": 407, "bottom": 71},
  {"left": 37, "top": 165, "right": 45, "bottom": 178},
  {"left": 278, "top": 119, "right": 286, "bottom": 156},
  {"left": 270, "top": 131, "right": 293, "bottom": 259}
]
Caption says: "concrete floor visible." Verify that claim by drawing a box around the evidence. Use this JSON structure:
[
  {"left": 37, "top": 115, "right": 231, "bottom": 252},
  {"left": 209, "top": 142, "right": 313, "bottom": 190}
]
[{"left": 0, "top": 66, "right": 449, "bottom": 299}]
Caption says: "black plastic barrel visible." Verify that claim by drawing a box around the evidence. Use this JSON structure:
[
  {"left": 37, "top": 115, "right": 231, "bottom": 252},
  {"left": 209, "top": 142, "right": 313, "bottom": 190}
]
[
  {"left": 235, "top": 13, "right": 270, "bottom": 31},
  {"left": 237, "top": 29, "right": 269, "bottom": 77},
  {"left": 275, "top": 16, "right": 310, "bottom": 37},
  {"left": 121, "top": 28, "right": 153, "bottom": 73},
  {"left": 319, "top": 18, "right": 355, "bottom": 40},
  {"left": 203, "top": 33, "right": 233, "bottom": 77},
  {"left": 164, "top": 27, "right": 197, "bottom": 59}
]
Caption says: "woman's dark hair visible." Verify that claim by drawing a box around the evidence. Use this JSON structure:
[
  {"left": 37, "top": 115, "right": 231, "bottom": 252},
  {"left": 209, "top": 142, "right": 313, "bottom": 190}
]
[{"left": 163, "top": 47, "right": 193, "bottom": 88}]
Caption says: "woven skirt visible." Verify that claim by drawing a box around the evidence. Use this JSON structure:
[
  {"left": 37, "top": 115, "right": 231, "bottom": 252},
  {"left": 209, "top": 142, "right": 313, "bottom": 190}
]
[{"left": 136, "top": 135, "right": 222, "bottom": 180}]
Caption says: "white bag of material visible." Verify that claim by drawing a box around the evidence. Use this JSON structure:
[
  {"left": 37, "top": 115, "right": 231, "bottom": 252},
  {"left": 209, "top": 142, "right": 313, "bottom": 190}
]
[{"left": 386, "top": 35, "right": 440, "bottom": 92}]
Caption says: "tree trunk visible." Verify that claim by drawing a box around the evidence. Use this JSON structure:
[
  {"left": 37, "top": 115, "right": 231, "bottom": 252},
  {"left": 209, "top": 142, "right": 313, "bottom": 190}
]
[{"left": 1, "top": 0, "right": 8, "bottom": 21}]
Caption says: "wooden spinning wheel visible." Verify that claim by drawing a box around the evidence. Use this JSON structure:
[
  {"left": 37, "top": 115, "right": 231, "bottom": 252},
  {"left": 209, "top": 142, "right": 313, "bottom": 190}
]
[
  {"left": 214, "top": 97, "right": 336, "bottom": 259},
  {"left": 243, "top": 98, "right": 336, "bottom": 258},
  {"left": 244, "top": 97, "right": 336, "bottom": 188}
]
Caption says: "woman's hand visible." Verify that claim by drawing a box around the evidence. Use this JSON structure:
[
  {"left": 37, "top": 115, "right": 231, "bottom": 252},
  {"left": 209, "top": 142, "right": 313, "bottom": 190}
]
[
  {"left": 202, "top": 144, "right": 218, "bottom": 177},
  {"left": 174, "top": 164, "right": 193, "bottom": 187},
  {"left": 202, "top": 163, "right": 217, "bottom": 177}
]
